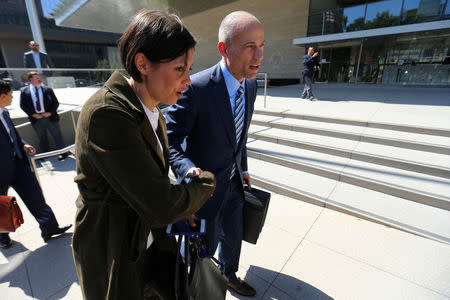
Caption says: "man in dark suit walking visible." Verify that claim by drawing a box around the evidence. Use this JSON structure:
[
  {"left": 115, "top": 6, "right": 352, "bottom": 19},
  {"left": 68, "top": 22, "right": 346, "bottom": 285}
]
[
  {"left": 166, "top": 11, "right": 264, "bottom": 297},
  {"left": 20, "top": 72, "right": 68, "bottom": 159},
  {"left": 301, "top": 46, "right": 320, "bottom": 101},
  {"left": 0, "top": 80, "right": 71, "bottom": 249},
  {"left": 23, "top": 41, "right": 53, "bottom": 70}
]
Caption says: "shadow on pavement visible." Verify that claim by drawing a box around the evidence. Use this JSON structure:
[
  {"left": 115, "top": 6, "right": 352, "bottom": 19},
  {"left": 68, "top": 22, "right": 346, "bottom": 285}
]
[
  {"left": 0, "top": 233, "right": 76, "bottom": 300},
  {"left": 228, "top": 265, "right": 333, "bottom": 300}
]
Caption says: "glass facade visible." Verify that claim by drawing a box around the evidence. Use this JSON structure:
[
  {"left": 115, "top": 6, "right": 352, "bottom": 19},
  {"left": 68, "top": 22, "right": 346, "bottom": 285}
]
[
  {"left": 306, "top": 0, "right": 450, "bottom": 85},
  {"left": 308, "top": 0, "right": 449, "bottom": 36},
  {"left": 315, "top": 35, "right": 450, "bottom": 85}
]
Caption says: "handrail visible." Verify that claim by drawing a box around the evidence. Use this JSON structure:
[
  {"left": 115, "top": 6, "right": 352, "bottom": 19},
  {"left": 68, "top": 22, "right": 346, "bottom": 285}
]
[
  {"left": 15, "top": 104, "right": 83, "bottom": 129},
  {"left": 4, "top": 67, "right": 124, "bottom": 72},
  {"left": 257, "top": 72, "right": 268, "bottom": 108},
  {"left": 28, "top": 145, "right": 75, "bottom": 185},
  {"left": 17, "top": 105, "right": 82, "bottom": 186}
]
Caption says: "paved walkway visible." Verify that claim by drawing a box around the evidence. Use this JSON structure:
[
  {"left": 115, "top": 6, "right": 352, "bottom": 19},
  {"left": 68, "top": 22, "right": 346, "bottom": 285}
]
[{"left": 1, "top": 83, "right": 449, "bottom": 299}]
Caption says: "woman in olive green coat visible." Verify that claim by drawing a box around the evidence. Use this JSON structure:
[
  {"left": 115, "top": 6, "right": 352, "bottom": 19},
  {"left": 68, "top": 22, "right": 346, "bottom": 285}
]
[{"left": 72, "top": 10, "right": 216, "bottom": 300}]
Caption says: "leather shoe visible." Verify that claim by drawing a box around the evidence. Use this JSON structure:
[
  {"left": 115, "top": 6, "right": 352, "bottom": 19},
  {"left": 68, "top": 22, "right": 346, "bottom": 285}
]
[
  {"left": 0, "top": 239, "right": 13, "bottom": 249},
  {"left": 42, "top": 224, "right": 72, "bottom": 242},
  {"left": 58, "top": 152, "right": 69, "bottom": 161},
  {"left": 227, "top": 278, "right": 256, "bottom": 297}
]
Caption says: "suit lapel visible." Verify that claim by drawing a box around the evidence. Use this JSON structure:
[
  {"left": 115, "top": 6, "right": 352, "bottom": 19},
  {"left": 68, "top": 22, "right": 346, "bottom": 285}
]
[
  {"left": 211, "top": 64, "right": 237, "bottom": 151},
  {"left": 0, "top": 117, "right": 10, "bottom": 140}
]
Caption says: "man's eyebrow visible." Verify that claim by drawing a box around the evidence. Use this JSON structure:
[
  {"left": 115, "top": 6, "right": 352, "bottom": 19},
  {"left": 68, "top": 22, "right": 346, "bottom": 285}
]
[{"left": 243, "top": 40, "right": 265, "bottom": 45}]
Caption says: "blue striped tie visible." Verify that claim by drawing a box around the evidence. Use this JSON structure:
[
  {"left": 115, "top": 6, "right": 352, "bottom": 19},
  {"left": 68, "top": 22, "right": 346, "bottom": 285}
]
[{"left": 230, "top": 84, "right": 244, "bottom": 178}]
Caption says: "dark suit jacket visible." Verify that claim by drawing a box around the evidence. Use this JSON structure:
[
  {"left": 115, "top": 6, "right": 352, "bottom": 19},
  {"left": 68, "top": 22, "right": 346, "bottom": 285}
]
[
  {"left": 23, "top": 51, "right": 53, "bottom": 69},
  {"left": 166, "top": 62, "right": 257, "bottom": 219},
  {"left": 0, "top": 114, "right": 27, "bottom": 186},
  {"left": 302, "top": 54, "right": 320, "bottom": 77},
  {"left": 20, "top": 85, "right": 60, "bottom": 124},
  {"left": 72, "top": 71, "right": 215, "bottom": 300}
]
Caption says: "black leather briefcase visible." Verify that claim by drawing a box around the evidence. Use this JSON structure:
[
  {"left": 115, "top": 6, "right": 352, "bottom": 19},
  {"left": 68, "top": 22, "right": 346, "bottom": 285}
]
[{"left": 242, "top": 186, "right": 271, "bottom": 244}]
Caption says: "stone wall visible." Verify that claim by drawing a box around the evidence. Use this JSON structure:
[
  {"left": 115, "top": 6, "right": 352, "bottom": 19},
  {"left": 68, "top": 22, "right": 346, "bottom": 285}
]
[{"left": 181, "top": 0, "right": 309, "bottom": 80}]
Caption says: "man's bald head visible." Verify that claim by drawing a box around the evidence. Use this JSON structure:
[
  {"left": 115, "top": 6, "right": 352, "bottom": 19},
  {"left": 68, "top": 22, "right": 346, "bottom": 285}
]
[{"left": 218, "top": 11, "right": 261, "bottom": 47}]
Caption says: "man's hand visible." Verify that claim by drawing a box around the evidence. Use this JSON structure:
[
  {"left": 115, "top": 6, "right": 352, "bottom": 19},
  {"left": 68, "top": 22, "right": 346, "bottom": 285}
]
[
  {"left": 312, "top": 52, "right": 319, "bottom": 58},
  {"left": 43, "top": 112, "right": 51, "bottom": 118},
  {"left": 32, "top": 113, "right": 43, "bottom": 119},
  {"left": 187, "top": 214, "right": 197, "bottom": 227},
  {"left": 186, "top": 168, "right": 202, "bottom": 178},
  {"left": 23, "top": 144, "right": 36, "bottom": 155},
  {"left": 243, "top": 173, "right": 251, "bottom": 186}
]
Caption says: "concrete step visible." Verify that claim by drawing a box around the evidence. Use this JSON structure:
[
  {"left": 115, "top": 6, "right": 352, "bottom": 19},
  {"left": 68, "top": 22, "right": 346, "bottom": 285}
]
[
  {"left": 253, "top": 109, "right": 450, "bottom": 137},
  {"left": 251, "top": 115, "right": 450, "bottom": 155},
  {"left": 248, "top": 157, "right": 450, "bottom": 244},
  {"left": 247, "top": 139, "right": 450, "bottom": 211},
  {"left": 248, "top": 125, "right": 450, "bottom": 179}
]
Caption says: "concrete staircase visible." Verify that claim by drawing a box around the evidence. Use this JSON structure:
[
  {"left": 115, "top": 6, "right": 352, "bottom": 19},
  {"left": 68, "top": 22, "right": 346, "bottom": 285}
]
[{"left": 247, "top": 109, "right": 450, "bottom": 244}]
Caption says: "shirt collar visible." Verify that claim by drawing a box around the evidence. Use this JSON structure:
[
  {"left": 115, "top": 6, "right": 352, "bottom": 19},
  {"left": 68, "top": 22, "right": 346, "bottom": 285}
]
[
  {"left": 30, "top": 84, "right": 41, "bottom": 92},
  {"left": 220, "top": 60, "right": 244, "bottom": 98}
]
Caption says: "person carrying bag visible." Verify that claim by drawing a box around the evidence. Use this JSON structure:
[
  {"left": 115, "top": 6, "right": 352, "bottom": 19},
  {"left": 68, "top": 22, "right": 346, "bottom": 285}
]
[{"left": 0, "top": 195, "right": 24, "bottom": 233}]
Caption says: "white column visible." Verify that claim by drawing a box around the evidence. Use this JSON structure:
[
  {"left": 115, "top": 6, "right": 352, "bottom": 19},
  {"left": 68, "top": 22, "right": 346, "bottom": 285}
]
[{"left": 24, "top": 0, "right": 46, "bottom": 53}]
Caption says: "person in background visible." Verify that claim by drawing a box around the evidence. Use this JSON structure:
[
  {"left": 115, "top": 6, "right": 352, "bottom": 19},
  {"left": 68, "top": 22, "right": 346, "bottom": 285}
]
[
  {"left": 166, "top": 10, "right": 264, "bottom": 297},
  {"left": 20, "top": 72, "right": 68, "bottom": 160},
  {"left": 301, "top": 46, "right": 320, "bottom": 101},
  {"left": 72, "top": 9, "right": 216, "bottom": 300},
  {"left": 23, "top": 41, "right": 53, "bottom": 71},
  {"left": 0, "top": 79, "right": 71, "bottom": 249}
]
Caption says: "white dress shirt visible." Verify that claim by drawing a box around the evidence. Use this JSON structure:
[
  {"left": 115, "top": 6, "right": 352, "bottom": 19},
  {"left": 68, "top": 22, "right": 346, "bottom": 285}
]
[{"left": 138, "top": 98, "right": 165, "bottom": 249}]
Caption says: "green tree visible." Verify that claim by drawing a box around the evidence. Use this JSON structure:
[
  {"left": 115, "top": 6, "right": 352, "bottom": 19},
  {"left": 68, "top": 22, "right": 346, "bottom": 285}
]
[{"left": 364, "top": 11, "right": 400, "bottom": 29}]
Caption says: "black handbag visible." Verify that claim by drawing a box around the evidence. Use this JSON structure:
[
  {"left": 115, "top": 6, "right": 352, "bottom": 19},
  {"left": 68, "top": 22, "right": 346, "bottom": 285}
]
[
  {"left": 146, "top": 235, "right": 227, "bottom": 300},
  {"left": 176, "top": 236, "right": 228, "bottom": 300},
  {"left": 242, "top": 186, "right": 271, "bottom": 244}
]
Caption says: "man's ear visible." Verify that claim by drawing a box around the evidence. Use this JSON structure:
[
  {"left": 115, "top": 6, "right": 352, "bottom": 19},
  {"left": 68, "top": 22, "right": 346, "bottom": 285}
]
[
  {"left": 218, "top": 42, "right": 228, "bottom": 58},
  {"left": 135, "top": 53, "right": 149, "bottom": 75}
]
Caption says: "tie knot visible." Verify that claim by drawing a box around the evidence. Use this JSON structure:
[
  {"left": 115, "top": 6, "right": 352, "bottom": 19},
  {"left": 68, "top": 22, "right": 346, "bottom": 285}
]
[
  {"left": 238, "top": 85, "right": 244, "bottom": 96},
  {"left": 2, "top": 109, "right": 9, "bottom": 118}
]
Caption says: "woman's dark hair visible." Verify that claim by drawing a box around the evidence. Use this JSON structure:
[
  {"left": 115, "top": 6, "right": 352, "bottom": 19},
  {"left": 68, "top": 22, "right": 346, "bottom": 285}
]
[{"left": 119, "top": 9, "right": 197, "bottom": 82}]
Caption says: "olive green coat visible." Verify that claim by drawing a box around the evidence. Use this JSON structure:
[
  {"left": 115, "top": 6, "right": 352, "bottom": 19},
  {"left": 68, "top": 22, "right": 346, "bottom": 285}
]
[{"left": 72, "top": 71, "right": 216, "bottom": 300}]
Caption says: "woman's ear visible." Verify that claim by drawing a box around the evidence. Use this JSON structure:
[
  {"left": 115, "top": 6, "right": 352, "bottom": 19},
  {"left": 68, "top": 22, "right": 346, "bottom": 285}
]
[{"left": 135, "top": 53, "right": 149, "bottom": 75}]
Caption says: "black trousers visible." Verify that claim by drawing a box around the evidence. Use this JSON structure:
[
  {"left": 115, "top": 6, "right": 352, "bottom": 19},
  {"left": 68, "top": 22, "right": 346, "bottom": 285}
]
[
  {"left": 0, "top": 157, "right": 59, "bottom": 242},
  {"left": 31, "top": 118, "right": 64, "bottom": 152}
]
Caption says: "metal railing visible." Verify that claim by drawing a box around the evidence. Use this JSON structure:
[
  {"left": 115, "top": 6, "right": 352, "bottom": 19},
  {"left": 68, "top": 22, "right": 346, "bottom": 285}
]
[
  {"left": 20, "top": 105, "right": 82, "bottom": 185},
  {"left": 8, "top": 68, "right": 269, "bottom": 183},
  {"left": 257, "top": 73, "right": 268, "bottom": 108}
]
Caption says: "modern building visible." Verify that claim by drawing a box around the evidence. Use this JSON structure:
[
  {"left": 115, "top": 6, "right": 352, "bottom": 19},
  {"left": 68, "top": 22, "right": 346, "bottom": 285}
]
[
  {"left": 0, "top": 0, "right": 121, "bottom": 80},
  {"left": 30, "top": 0, "right": 450, "bottom": 85},
  {"left": 295, "top": 0, "right": 450, "bottom": 85}
]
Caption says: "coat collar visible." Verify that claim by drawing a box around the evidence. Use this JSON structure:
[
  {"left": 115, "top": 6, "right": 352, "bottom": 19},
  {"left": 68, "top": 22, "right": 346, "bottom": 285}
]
[{"left": 104, "top": 71, "right": 168, "bottom": 172}]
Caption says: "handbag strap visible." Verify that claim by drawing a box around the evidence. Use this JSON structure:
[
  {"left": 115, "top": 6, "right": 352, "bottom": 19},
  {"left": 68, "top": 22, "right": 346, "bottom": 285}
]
[{"left": 174, "top": 236, "right": 183, "bottom": 300}]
